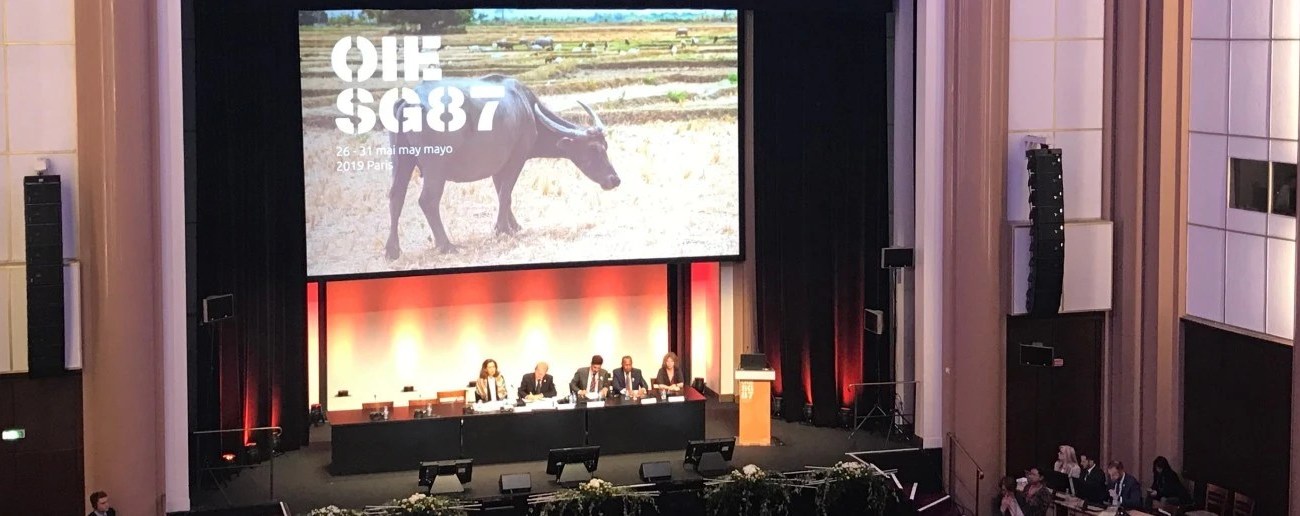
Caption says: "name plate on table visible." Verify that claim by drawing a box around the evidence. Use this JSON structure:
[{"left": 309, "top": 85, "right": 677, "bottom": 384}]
[
  {"left": 557, "top": 403, "right": 576, "bottom": 410},
  {"left": 514, "top": 406, "right": 533, "bottom": 413},
  {"left": 639, "top": 398, "right": 658, "bottom": 405},
  {"left": 585, "top": 401, "right": 606, "bottom": 408},
  {"left": 668, "top": 396, "right": 686, "bottom": 403}
]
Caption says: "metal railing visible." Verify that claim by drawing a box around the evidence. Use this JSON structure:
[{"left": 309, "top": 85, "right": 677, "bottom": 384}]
[
  {"left": 946, "top": 432, "right": 986, "bottom": 516},
  {"left": 191, "top": 426, "right": 283, "bottom": 507}
]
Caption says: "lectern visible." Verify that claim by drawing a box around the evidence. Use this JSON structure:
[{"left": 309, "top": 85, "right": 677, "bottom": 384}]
[{"left": 735, "top": 369, "right": 776, "bottom": 445}]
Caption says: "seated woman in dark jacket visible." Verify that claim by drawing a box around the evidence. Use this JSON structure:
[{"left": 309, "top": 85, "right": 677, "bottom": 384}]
[{"left": 1148, "top": 456, "right": 1191, "bottom": 509}]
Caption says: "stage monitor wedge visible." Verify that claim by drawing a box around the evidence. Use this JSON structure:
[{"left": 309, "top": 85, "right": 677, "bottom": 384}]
[
  {"left": 419, "top": 459, "right": 473, "bottom": 494},
  {"left": 684, "top": 437, "right": 735, "bottom": 476},
  {"left": 546, "top": 445, "right": 600, "bottom": 485}
]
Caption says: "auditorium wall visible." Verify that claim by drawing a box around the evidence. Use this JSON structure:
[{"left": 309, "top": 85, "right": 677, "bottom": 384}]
[
  {"left": 0, "top": 0, "right": 80, "bottom": 374},
  {"left": 0, "top": 5, "right": 88, "bottom": 507},
  {"left": 1183, "top": 318, "right": 1292, "bottom": 515},
  {"left": 1186, "top": 0, "right": 1298, "bottom": 339},
  {"left": 1005, "top": 0, "right": 1113, "bottom": 315}
]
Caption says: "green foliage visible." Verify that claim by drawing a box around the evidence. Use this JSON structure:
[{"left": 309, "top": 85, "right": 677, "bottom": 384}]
[
  {"left": 533, "top": 479, "right": 657, "bottom": 516},
  {"left": 667, "top": 91, "right": 690, "bottom": 103},
  {"left": 642, "top": 76, "right": 663, "bottom": 85},
  {"left": 726, "top": 73, "right": 739, "bottom": 85},
  {"left": 812, "top": 462, "right": 897, "bottom": 516},
  {"left": 704, "top": 466, "right": 794, "bottom": 516}
]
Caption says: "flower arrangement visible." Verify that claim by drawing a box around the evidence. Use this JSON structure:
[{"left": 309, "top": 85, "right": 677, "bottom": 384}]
[
  {"left": 810, "top": 461, "right": 897, "bottom": 516},
  {"left": 703, "top": 464, "right": 794, "bottom": 516},
  {"left": 337, "top": 493, "right": 473, "bottom": 516},
  {"left": 307, "top": 506, "right": 364, "bottom": 516},
  {"left": 530, "top": 478, "right": 658, "bottom": 516}
]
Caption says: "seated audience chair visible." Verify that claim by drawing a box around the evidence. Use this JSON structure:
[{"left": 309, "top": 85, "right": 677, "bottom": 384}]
[
  {"left": 1185, "top": 483, "right": 1230, "bottom": 516},
  {"left": 1230, "top": 492, "right": 1253, "bottom": 516}
]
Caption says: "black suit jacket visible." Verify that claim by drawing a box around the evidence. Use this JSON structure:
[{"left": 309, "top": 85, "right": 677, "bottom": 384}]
[
  {"left": 1108, "top": 474, "right": 1143, "bottom": 509},
  {"left": 570, "top": 367, "right": 612, "bottom": 395},
  {"left": 1078, "top": 465, "right": 1106, "bottom": 501},
  {"left": 611, "top": 367, "right": 648, "bottom": 393},
  {"left": 88, "top": 510, "right": 117, "bottom": 516},
  {"left": 518, "top": 372, "right": 557, "bottom": 398}
]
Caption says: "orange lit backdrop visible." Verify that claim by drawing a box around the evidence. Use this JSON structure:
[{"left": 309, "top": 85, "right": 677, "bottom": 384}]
[{"left": 320, "top": 264, "right": 671, "bottom": 411}]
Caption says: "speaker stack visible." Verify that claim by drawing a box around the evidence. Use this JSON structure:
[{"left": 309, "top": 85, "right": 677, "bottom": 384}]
[
  {"left": 1025, "top": 147, "right": 1064, "bottom": 316},
  {"left": 24, "top": 175, "right": 64, "bottom": 377}
]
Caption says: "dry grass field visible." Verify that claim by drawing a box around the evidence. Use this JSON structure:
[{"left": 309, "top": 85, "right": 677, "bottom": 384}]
[{"left": 301, "top": 21, "right": 739, "bottom": 276}]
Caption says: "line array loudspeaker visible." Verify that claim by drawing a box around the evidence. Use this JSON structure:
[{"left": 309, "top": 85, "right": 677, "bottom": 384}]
[
  {"left": 24, "top": 175, "right": 65, "bottom": 377},
  {"left": 1025, "top": 147, "right": 1064, "bottom": 316}
]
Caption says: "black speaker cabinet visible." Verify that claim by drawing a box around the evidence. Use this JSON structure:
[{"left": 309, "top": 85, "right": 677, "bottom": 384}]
[
  {"left": 24, "top": 175, "right": 64, "bottom": 377},
  {"left": 1025, "top": 148, "right": 1065, "bottom": 316},
  {"left": 639, "top": 461, "right": 673, "bottom": 482}
]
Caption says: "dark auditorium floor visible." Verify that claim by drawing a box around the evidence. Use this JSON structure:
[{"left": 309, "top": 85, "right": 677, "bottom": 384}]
[{"left": 190, "top": 400, "right": 913, "bottom": 512}]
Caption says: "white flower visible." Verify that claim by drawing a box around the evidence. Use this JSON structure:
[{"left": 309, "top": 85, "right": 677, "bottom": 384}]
[
  {"left": 840, "top": 461, "right": 865, "bottom": 470},
  {"left": 407, "top": 493, "right": 426, "bottom": 503},
  {"left": 741, "top": 464, "right": 761, "bottom": 477}
]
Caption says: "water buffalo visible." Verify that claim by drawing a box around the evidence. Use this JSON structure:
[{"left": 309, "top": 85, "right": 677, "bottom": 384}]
[{"left": 385, "top": 75, "right": 621, "bottom": 258}]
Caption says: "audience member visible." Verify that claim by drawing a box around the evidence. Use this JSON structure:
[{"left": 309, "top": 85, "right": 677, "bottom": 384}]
[
  {"left": 1019, "top": 467, "right": 1053, "bottom": 516},
  {"left": 88, "top": 491, "right": 116, "bottom": 516},
  {"left": 1077, "top": 454, "right": 1107, "bottom": 503},
  {"left": 994, "top": 476, "right": 1025, "bottom": 516},
  {"left": 1053, "top": 444, "right": 1081, "bottom": 478},
  {"left": 1148, "top": 456, "right": 1191, "bottom": 510},
  {"left": 1106, "top": 461, "right": 1143, "bottom": 509}
]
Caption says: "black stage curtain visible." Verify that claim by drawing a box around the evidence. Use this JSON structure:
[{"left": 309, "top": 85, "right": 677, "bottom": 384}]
[
  {"left": 752, "top": 8, "right": 891, "bottom": 426},
  {"left": 187, "top": 0, "right": 309, "bottom": 457}
]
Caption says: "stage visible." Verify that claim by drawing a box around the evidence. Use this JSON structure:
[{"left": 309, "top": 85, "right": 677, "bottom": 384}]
[{"left": 190, "top": 400, "right": 935, "bottom": 513}]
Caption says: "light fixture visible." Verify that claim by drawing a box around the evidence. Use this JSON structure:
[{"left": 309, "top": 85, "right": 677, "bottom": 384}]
[
  {"left": 220, "top": 452, "right": 237, "bottom": 463},
  {"left": 402, "top": 386, "right": 415, "bottom": 393},
  {"left": 1, "top": 428, "right": 25, "bottom": 441},
  {"left": 335, "top": 390, "right": 350, "bottom": 397}
]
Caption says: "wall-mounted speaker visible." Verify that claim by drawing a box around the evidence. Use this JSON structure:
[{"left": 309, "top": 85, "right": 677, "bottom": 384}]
[
  {"left": 865, "top": 309, "right": 884, "bottom": 335},
  {"left": 881, "top": 247, "right": 914, "bottom": 268},
  {"left": 203, "top": 294, "right": 235, "bottom": 323},
  {"left": 24, "top": 175, "right": 64, "bottom": 377},
  {"left": 1025, "top": 147, "right": 1064, "bottom": 316}
]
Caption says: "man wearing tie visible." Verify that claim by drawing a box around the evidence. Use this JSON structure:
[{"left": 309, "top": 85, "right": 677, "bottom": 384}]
[
  {"left": 519, "top": 362, "right": 558, "bottom": 400},
  {"left": 1105, "top": 461, "right": 1143, "bottom": 509},
  {"left": 570, "top": 355, "right": 611, "bottom": 399},
  {"left": 612, "top": 355, "right": 648, "bottom": 398},
  {"left": 1077, "top": 454, "right": 1106, "bottom": 503}
]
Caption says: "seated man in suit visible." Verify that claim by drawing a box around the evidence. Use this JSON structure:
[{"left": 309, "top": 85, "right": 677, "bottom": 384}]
[
  {"left": 1077, "top": 454, "right": 1107, "bottom": 503},
  {"left": 1106, "top": 460, "right": 1143, "bottom": 509},
  {"left": 570, "top": 354, "right": 611, "bottom": 399},
  {"left": 518, "top": 361, "right": 558, "bottom": 400},
  {"left": 611, "top": 355, "right": 648, "bottom": 398},
  {"left": 88, "top": 491, "right": 116, "bottom": 516}
]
